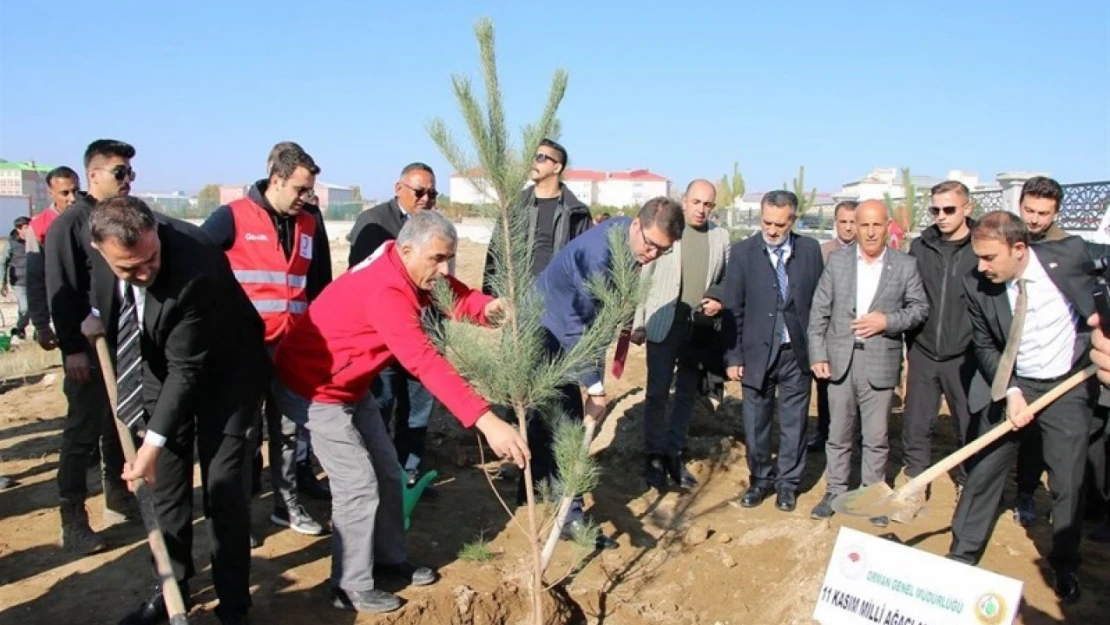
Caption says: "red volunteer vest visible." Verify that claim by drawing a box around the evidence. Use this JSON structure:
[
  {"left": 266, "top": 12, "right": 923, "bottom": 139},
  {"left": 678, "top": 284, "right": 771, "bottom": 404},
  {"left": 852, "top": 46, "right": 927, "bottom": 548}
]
[
  {"left": 225, "top": 198, "right": 316, "bottom": 345},
  {"left": 29, "top": 207, "right": 60, "bottom": 245}
]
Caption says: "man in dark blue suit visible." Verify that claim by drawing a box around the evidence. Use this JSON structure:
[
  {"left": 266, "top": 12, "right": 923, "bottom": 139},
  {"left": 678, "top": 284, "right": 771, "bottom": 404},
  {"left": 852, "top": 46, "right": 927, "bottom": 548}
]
[
  {"left": 724, "top": 191, "right": 824, "bottom": 512},
  {"left": 535, "top": 196, "right": 685, "bottom": 542}
]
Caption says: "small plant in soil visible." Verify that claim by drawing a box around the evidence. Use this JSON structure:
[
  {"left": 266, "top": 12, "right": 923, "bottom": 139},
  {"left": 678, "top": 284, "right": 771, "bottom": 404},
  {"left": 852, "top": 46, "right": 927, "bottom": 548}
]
[
  {"left": 458, "top": 536, "right": 496, "bottom": 563},
  {"left": 426, "top": 16, "right": 644, "bottom": 625}
]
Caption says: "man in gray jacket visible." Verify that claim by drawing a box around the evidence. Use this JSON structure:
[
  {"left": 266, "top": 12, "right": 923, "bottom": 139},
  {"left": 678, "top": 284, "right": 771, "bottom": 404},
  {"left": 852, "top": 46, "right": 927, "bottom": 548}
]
[
  {"left": 1, "top": 216, "right": 31, "bottom": 339},
  {"left": 807, "top": 200, "right": 929, "bottom": 519}
]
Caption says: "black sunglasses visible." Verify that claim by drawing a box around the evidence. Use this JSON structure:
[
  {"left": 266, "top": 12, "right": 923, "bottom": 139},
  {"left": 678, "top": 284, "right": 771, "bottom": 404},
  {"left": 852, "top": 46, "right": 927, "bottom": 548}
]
[
  {"left": 533, "top": 153, "right": 562, "bottom": 165},
  {"left": 108, "top": 165, "right": 136, "bottom": 182},
  {"left": 400, "top": 181, "right": 438, "bottom": 201},
  {"left": 929, "top": 205, "right": 959, "bottom": 216}
]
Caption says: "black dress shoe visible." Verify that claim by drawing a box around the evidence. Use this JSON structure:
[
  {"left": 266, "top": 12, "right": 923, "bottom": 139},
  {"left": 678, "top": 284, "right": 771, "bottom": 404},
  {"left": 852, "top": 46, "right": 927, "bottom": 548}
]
[
  {"left": 118, "top": 583, "right": 190, "bottom": 625},
  {"left": 373, "top": 561, "right": 437, "bottom": 587},
  {"left": 330, "top": 587, "right": 402, "bottom": 613},
  {"left": 740, "top": 485, "right": 770, "bottom": 508},
  {"left": 644, "top": 455, "right": 668, "bottom": 491},
  {"left": 561, "top": 518, "right": 619, "bottom": 550},
  {"left": 810, "top": 493, "right": 836, "bottom": 520},
  {"left": 1053, "top": 571, "right": 1081, "bottom": 604},
  {"left": 665, "top": 454, "right": 698, "bottom": 489},
  {"left": 775, "top": 490, "right": 797, "bottom": 512}
]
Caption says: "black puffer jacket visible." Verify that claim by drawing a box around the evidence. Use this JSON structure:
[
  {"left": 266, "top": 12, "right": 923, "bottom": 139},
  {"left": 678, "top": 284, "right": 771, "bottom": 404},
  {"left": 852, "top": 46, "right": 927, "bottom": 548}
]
[{"left": 907, "top": 219, "right": 978, "bottom": 361}]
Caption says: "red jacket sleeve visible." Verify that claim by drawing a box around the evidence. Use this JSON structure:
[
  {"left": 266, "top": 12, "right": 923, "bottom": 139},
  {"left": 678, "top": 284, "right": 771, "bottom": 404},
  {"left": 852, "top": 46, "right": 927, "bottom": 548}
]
[
  {"left": 371, "top": 283, "right": 490, "bottom": 427},
  {"left": 448, "top": 275, "right": 493, "bottom": 324}
]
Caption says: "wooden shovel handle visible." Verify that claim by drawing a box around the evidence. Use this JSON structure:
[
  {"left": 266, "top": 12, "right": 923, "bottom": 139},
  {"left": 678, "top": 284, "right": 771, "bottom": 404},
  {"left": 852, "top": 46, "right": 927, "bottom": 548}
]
[
  {"left": 899, "top": 364, "right": 1096, "bottom": 498},
  {"left": 94, "top": 337, "right": 191, "bottom": 622}
]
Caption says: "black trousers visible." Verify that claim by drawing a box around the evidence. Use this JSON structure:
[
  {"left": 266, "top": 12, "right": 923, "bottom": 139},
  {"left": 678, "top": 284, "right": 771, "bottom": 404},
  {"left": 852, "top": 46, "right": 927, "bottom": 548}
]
[
  {"left": 949, "top": 373, "right": 1099, "bottom": 573},
  {"left": 741, "top": 344, "right": 810, "bottom": 491},
  {"left": 57, "top": 348, "right": 126, "bottom": 503},
  {"left": 155, "top": 408, "right": 253, "bottom": 613},
  {"left": 900, "top": 345, "right": 975, "bottom": 480}
]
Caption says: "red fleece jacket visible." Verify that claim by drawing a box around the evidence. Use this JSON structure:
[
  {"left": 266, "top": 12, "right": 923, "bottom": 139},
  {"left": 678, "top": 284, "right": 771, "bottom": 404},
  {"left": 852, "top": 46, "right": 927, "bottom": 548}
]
[{"left": 274, "top": 241, "right": 492, "bottom": 426}]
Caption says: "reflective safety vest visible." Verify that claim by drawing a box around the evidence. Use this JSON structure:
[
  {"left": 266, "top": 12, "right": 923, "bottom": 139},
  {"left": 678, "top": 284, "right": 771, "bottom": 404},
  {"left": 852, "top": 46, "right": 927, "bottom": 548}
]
[{"left": 225, "top": 198, "right": 316, "bottom": 345}]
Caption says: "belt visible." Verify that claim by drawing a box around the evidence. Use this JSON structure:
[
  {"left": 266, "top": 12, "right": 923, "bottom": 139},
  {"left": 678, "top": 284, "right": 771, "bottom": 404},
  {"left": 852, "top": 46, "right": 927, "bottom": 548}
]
[
  {"left": 1015, "top": 371, "right": 1074, "bottom": 385},
  {"left": 853, "top": 341, "right": 866, "bottom": 351}
]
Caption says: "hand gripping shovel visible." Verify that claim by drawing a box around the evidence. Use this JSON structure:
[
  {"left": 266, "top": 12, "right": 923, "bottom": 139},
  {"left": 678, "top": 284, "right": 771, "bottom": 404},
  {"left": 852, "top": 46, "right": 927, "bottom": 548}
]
[
  {"left": 830, "top": 364, "right": 1096, "bottom": 523},
  {"left": 95, "top": 337, "right": 190, "bottom": 625}
]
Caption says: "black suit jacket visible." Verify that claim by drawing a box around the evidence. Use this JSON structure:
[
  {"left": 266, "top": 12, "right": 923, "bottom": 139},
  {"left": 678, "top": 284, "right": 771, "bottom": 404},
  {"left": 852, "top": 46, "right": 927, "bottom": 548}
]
[
  {"left": 348, "top": 198, "right": 407, "bottom": 268},
  {"left": 964, "top": 237, "right": 1096, "bottom": 413},
  {"left": 90, "top": 216, "right": 270, "bottom": 438},
  {"left": 723, "top": 232, "right": 824, "bottom": 389}
]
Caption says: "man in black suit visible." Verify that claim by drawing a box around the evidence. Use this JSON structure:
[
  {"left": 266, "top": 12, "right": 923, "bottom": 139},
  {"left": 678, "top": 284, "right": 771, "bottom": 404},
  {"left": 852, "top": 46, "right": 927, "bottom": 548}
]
[
  {"left": 347, "top": 163, "right": 442, "bottom": 490},
  {"left": 949, "top": 210, "right": 1104, "bottom": 604},
  {"left": 723, "top": 190, "right": 824, "bottom": 512},
  {"left": 82, "top": 196, "right": 268, "bottom": 625}
]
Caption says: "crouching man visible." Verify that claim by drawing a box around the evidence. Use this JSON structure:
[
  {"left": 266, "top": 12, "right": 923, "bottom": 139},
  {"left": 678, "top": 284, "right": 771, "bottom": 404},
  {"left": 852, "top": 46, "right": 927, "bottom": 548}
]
[{"left": 271, "top": 210, "right": 528, "bottom": 614}]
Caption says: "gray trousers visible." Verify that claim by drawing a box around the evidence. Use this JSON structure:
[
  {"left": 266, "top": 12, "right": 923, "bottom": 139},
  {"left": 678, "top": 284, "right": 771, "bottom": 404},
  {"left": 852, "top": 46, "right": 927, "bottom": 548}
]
[
  {"left": 13, "top": 284, "right": 29, "bottom": 332},
  {"left": 643, "top": 317, "right": 701, "bottom": 456},
  {"left": 273, "top": 383, "right": 406, "bottom": 592},
  {"left": 824, "top": 356, "right": 894, "bottom": 495}
]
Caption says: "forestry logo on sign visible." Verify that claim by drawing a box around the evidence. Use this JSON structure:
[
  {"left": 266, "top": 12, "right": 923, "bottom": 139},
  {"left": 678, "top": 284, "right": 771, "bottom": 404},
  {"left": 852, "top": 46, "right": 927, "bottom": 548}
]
[
  {"left": 973, "top": 592, "right": 1006, "bottom": 625},
  {"left": 838, "top": 545, "right": 868, "bottom": 580}
]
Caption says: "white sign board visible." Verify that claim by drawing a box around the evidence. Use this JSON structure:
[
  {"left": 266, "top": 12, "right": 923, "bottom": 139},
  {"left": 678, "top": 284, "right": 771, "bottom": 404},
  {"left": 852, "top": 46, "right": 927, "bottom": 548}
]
[{"left": 813, "top": 527, "right": 1023, "bottom": 625}]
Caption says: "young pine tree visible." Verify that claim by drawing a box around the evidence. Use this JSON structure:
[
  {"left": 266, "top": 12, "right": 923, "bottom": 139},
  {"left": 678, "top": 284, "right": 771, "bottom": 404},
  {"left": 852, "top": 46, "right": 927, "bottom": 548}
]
[{"left": 425, "top": 17, "right": 646, "bottom": 624}]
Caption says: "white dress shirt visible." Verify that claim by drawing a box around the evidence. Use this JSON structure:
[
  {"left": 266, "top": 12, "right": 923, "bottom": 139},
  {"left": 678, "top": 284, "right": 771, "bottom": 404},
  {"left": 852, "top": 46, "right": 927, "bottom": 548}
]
[
  {"left": 856, "top": 248, "right": 886, "bottom": 318},
  {"left": 116, "top": 280, "right": 162, "bottom": 447},
  {"left": 1009, "top": 248, "right": 1076, "bottom": 382},
  {"left": 767, "top": 239, "right": 793, "bottom": 342}
]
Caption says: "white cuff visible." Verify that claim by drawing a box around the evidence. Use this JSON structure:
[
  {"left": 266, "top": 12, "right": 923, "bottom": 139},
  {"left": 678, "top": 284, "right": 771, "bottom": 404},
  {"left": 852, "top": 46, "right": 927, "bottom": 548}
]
[
  {"left": 143, "top": 430, "right": 167, "bottom": 448},
  {"left": 1005, "top": 387, "right": 1022, "bottom": 397},
  {"left": 586, "top": 382, "right": 605, "bottom": 396}
]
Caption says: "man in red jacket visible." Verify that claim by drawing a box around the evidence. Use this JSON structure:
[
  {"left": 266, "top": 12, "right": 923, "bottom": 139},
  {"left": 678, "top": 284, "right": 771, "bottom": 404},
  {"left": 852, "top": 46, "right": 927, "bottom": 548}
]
[{"left": 272, "top": 209, "right": 527, "bottom": 614}]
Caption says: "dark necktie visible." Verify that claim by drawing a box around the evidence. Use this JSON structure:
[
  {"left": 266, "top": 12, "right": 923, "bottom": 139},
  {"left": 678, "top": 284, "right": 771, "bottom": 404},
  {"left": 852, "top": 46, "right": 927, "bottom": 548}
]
[
  {"left": 115, "top": 284, "right": 146, "bottom": 429},
  {"left": 991, "top": 278, "right": 1028, "bottom": 402},
  {"left": 774, "top": 247, "right": 789, "bottom": 343}
]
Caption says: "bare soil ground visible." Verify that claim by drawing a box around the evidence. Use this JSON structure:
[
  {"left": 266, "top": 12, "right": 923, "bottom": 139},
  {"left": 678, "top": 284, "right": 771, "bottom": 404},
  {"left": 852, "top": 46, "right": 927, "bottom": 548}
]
[{"left": 1, "top": 239, "right": 1108, "bottom": 624}]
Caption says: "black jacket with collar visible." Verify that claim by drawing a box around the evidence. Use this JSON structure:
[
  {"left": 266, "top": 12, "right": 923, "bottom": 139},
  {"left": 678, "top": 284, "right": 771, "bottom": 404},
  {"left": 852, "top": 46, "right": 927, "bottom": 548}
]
[
  {"left": 907, "top": 219, "right": 978, "bottom": 361},
  {"left": 201, "top": 181, "right": 333, "bottom": 302},
  {"left": 44, "top": 192, "right": 100, "bottom": 355},
  {"left": 347, "top": 198, "right": 409, "bottom": 268},
  {"left": 90, "top": 215, "right": 269, "bottom": 437},
  {"left": 481, "top": 184, "right": 592, "bottom": 295}
]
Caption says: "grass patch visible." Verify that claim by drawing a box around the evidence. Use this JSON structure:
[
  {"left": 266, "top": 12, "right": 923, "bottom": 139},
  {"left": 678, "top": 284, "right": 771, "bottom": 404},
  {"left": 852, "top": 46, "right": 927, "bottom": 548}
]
[
  {"left": 458, "top": 536, "right": 496, "bottom": 563},
  {"left": 0, "top": 343, "right": 61, "bottom": 381}
]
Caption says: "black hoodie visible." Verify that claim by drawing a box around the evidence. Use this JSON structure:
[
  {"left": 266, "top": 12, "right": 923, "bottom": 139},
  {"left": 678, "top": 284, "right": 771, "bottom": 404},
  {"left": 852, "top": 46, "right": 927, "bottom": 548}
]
[{"left": 906, "top": 219, "right": 978, "bottom": 361}]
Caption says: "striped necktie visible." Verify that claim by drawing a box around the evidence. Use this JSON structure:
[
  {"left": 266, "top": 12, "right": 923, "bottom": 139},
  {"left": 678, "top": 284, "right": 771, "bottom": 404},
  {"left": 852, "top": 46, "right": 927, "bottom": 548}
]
[
  {"left": 115, "top": 284, "right": 146, "bottom": 429},
  {"left": 774, "top": 247, "right": 789, "bottom": 343}
]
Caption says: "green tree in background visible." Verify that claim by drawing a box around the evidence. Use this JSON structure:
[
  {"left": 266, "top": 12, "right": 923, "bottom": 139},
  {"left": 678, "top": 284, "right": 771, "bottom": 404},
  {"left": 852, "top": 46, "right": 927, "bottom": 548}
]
[
  {"left": 785, "top": 165, "right": 817, "bottom": 215},
  {"left": 197, "top": 184, "right": 220, "bottom": 214}
]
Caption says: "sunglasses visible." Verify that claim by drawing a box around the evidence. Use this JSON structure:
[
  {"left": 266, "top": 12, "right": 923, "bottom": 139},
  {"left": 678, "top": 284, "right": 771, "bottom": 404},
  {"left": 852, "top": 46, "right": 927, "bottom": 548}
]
[
  {"left": 929, "top": 205, "right": 960, "bottom": 216},
  {"left": 533, "top": 153, "right": 562, "bottom": 165},
  {"left": 400, "top": 181, "right": 438, "bottom": 201},
  {"left": 103, "top": 165, "right": 136, "bottom": 183}
]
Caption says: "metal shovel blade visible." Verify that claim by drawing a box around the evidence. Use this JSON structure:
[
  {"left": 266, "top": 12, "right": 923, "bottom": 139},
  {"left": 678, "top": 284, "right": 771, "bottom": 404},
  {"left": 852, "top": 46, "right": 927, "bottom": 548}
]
[{"left": 830, "top": 483, "right": 906, "bottom": 519}]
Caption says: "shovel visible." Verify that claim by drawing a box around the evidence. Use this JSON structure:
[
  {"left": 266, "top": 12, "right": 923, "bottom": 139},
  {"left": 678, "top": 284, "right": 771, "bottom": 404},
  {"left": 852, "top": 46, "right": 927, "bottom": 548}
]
[
  {"left": 830, "top": 364, "right": 1096, "bottom": 523},
  {"left": 94, "top": 337, "right": 190, "bottom": 625}
]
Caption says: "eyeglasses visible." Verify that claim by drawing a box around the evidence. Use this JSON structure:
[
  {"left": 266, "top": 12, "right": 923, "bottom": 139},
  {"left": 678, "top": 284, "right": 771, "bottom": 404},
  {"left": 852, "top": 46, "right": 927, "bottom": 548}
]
[
  {"left": 533, "top": 153, "right": 562, "bottom": 165},
  {"left": 400, "top": 181, "right": 438, "bottom": 201},
  {"left": 639, "top": 223, "right": 673, "bottom": 256},
  {"left": 103, "top": 165, "right": 136, "bottom": 182}
]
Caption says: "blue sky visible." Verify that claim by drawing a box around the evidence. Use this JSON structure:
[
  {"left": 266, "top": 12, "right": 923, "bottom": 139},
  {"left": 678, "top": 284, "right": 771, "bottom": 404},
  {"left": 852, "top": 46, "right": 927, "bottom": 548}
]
[{"left": 1, "top": 1, "right": 1107, "bottom": 199}]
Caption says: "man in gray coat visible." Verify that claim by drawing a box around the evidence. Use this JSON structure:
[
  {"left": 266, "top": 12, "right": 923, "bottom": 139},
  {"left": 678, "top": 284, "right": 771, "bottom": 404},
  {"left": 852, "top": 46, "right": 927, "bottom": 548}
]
[{"left": 807, "top": 200, "right": 929, "bottom": 519}]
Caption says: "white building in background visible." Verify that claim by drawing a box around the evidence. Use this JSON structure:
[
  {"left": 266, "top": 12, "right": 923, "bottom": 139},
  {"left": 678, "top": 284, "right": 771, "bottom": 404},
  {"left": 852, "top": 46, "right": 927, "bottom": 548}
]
[{"left": 450, "top": 168, "right": 671, "bottom": 207}]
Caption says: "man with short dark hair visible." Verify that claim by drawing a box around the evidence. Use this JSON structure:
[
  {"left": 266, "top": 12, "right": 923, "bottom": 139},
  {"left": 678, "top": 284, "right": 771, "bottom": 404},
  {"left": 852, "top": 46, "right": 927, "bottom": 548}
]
[
  {"left": 347, "top": 162, "right": 443, "bottom": 491},
  {"left": 482, "top": 138, "right": 592, "bottom": 293},
  {"left": 202, "top": 143, "right": 332, "bottom": 537},
  {"left": 82, "top": 196, "right": 267, "bottom": 625},
  {"left": 897, "top": 180, "right": 979, "bottom": 520},
  {"left": 725, "top": 190, "right": 824, "bottom": 512},
  {"left": 26, "top": 166, "right": 81, "bottom": 349},
  {"left": 1021, "top": 175, "right": 1068, "bottom": 242},
  {"left": 2, "top": 216, "right": 32, "bottom": 339},
  {"left": 533, "top": 196, "right": 685, "bottom": 544},
  {"left": 44, "top": 140, "right": 138, "bottom": 554},
  {"left": 949, "top": 211, "right": 1101, "bottom": 604}
]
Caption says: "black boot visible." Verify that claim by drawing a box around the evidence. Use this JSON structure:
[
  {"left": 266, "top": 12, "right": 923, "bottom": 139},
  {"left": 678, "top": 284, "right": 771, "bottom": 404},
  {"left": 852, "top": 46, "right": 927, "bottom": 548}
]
[
  {"left": 117, "top": 582, "right": 191, "bottom": 625},
  {"left": 665, "top": 453, "right": 698, "bottom": 489},
  {"left": 644, "top": 454, "right": 668, "bottom": 491}
]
